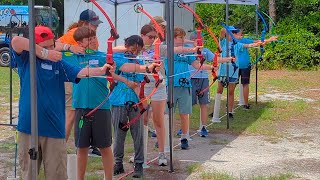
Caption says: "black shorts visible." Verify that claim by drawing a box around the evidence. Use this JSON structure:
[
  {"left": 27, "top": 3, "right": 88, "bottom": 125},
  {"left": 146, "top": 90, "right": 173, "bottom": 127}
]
[
  {"left": 74, "top": 108, "right": 112, "bottom": 148},
  {"left": 238, "top": 68, "right": 251, "bottom": 84}
]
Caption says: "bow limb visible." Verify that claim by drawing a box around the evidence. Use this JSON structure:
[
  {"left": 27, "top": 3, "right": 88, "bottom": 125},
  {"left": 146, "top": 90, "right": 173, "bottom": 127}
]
[
  {"left": 251, "top": 10, "right": 268, "bottom": 68},
  {"left": 178, "top": 1, "right": 221, "bottom": 53},
  {"left": 178, "top": 1, "right": 222, "bottom": 82},
  {"left": 197, "top": 52, "right": 219, "bottom": 95},
  {"left": 261, "top": 11, "right": 276, "bottom": 34},
  {"left": 87, "top": 0, "right": 119, "bottom": 68},
  {"left": 177, "top": 2, "right": 205, "bottom": 79},
  {"left": 221, "top": 23, "right": 238, "bottom": 76},
  {"left": 84, "top": 0, "right": 120, "bottom": 117},
  {"left": 133, "top": 3, "right": 164, "bottom": 105}
]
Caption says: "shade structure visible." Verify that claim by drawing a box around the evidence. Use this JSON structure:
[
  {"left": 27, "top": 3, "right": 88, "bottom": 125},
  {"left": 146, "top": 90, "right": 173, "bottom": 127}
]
[{"left": 99, "top": 0, "right": 258, "bottom": 5}]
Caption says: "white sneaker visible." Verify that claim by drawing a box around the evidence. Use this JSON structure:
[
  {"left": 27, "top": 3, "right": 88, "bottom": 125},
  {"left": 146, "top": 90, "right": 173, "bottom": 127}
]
[
  {"left": 212, "top": 117, "right": 221, "bottom": 123},
  {"left": 158, "top": 153, "right": 168, "bottom": 166},
  {"left": 129, "top": 156, "right": 134, "bottom": 163}
]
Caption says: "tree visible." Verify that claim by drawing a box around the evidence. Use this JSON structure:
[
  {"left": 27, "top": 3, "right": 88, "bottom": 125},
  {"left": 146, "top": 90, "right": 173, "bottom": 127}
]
[{"left": 269, "top": 0, "right": 276, "bottom": 28}]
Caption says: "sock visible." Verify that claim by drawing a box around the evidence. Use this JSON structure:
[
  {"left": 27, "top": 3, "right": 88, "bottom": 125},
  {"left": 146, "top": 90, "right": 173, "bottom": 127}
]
[{"left": 181, "top": 134, "right": 188, "bottom": 140}]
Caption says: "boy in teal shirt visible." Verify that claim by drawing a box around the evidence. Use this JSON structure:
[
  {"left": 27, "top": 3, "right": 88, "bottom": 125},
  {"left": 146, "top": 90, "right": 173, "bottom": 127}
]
[
  {"left": 65, "top": 28, "right": 160, "bottom": 179},
  {"left": 165, "top": 27, "right": 215, "bottom": 150}
]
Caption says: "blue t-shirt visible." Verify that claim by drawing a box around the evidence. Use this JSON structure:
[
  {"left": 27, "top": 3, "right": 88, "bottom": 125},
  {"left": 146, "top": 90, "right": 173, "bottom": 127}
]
[
  {"left": 109, "top": 53, "right": 144, "bottom": 106},
  {"left": 63, "top": 51, "right": 110, "bottom": 109},
  {"left": 188, "top": 47, "right": 215, "bottom": 78},
  {"left": 13, "top": 50, "right": 81, "bottom": 139},
  {"left": 164, "top": 48, "right": 196, "bottom": 87},
  {"left": 218, "top": 39, "right": 245, "bottom": 78},
  {"left": 237, "top": 38, "right": 254, "bottom": 69}
]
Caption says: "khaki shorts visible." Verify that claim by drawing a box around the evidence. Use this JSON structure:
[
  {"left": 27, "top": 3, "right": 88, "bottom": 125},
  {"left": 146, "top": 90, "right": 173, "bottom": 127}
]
[
  {"left": 18, "top": 132, "right": 67, "bottom": 180},
  {"left": 65, "top": 82, "right": 74, "bottom": 111}
]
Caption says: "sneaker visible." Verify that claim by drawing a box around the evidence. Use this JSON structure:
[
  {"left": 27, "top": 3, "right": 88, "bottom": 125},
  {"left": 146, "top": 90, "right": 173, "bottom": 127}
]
[
  {"left": 180, "top": 138, "right": 189, "bottom": 150},
  {"left": 158, "top": 153, "right": 168, "bottom": 166},
  {"left": 129, "top": 156, "right": 134, "bottom": 163},
  {"left": 114, "top": 163, "right": 125, "bottom": 175},
  {"left": 200, "top": 126, "right": 208, "bottom": 137},
  {"left": 208, "top": 112, "right": 214, "bottom": 117},
  {"left": 228, "top": 113, "right": 234, "bottom": 119},
  {"left": 155, "top": 141, "right": 159, "bottom": 148},
  {"left": 176, "top": 129, "right": 182, "bottom": 136},
  {"left": 88, "top": 146, "right": 101, "bottom": 157},
  {"left": 132, "top": 163, "right": 143, "bottom": 178},
  {"left": 212, "top": 117, "right": 221, "bottom": 123},
  {"left": 243, "top": 105, "right": 250, "bottom": 110},
  {"left": 151, "top": 131, "right": 157, "bottom": 138}
]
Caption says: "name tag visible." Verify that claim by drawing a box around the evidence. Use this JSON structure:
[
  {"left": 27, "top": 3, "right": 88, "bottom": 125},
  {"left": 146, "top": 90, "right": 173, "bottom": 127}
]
[
  {"left": 41, "top": 63, "right": 52, "bottom": 70},
  {"left": 89, "top": 59, "right": 99, "bottom": 65}
]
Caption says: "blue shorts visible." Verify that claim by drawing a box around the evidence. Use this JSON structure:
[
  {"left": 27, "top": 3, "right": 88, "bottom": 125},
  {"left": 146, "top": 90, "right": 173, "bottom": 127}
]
[
  {"left": 166, "top": 87, "right": 192, "bottom": 114},
  {"left": 218, "top": 76, "right": 239, "bottom": 84},
  {"left": 191, "top": 78, "right": 210, "bottom": 105},
  {"left": 144, "top": 85, "right": 167, "bottom": 101}
]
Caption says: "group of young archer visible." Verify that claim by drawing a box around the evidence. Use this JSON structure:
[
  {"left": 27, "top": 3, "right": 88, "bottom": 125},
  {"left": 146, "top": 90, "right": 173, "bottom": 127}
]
[{"left": 11, "top": 8, "right": 278, "bottom": 180}]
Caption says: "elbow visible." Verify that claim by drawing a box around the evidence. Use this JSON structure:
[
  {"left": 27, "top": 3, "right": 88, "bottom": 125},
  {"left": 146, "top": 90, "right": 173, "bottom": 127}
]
[{"left": 11, "top": 36, "right": 20, "bottom": 47}]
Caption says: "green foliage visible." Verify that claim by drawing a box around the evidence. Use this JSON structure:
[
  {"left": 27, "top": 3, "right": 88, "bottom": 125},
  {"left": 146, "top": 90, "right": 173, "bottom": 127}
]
[{"left": 196, "top": 0, "right": 320, "bottom": 70}]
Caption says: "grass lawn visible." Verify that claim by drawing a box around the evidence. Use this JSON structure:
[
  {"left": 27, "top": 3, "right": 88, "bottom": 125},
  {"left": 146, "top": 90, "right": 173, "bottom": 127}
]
[{"left": 0, "top": 68, "right": 319, "bottom": 179}]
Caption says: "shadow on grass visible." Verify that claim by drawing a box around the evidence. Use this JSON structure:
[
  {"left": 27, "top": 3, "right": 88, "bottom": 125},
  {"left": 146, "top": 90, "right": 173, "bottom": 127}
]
[{"left": 135, "top": 99, "right": 273, "bottom": 180}]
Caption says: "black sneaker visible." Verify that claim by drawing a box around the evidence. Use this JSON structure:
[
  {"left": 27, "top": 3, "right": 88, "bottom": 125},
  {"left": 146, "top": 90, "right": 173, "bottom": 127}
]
[
  {"left": 180, "top": 138, "right": 189, "bottom": 150},
  {"left": 88, "top": 146, "right": 101, "bottom": 157},
  {"left": 228, "top": 113, "right": 234, "bottom": 119},
  {"left": 114, "top": 163, "right": 125, "bottom": 175},
  {"left": 132, "top": 163, "right": 143, "bottom": 178},
  {"left": 243, "top": 105, "right": 250, "bottom": 110},
  {"left": 208, "top": 112, "right": 214, "bottom": 117},
  {"left": 155, "top": 141, "right": 159, "bottom": 148}
]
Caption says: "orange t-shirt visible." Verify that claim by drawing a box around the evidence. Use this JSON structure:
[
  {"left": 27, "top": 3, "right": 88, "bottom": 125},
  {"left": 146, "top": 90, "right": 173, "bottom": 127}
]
[{"left": 58, "top": 28, "right": 78, "bottom": 45}]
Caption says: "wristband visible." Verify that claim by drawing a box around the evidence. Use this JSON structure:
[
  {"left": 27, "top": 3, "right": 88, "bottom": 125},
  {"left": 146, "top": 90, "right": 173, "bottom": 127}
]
[
  {"left": 145, "top": 65, "right": 151, "bottom": 73},
  {"left": 41, "top": 48, "right": 49, "bottom": 59},
  {"left": 63, "top": 44, "right": 71, "bottom": 51}
]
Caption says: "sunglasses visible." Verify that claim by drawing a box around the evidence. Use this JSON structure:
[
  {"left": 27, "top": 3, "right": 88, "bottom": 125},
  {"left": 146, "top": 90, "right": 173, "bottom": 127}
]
[{"left": 146, "top": 35, "right": 157, "bottom": 39}]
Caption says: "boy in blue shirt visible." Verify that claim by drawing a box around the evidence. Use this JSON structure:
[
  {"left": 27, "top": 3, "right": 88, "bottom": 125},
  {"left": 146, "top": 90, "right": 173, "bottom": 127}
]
[
  {"left": 110, "top": 35, "right": 161, "bottom": 178},
  {"left": 234, "top": 25, "right": 278, "bottom": 109},
  {"left": 166, "top": 27, "right": 215, "bottom": 150},
  {"left": 212, "top": 26, "right": 261, "bottom": 122},
  {"left": 11, "top": 26, "right": 113, "bottom": 180},
  {"left": 188, "top": 32, "right": 234, "bottom": 137}
]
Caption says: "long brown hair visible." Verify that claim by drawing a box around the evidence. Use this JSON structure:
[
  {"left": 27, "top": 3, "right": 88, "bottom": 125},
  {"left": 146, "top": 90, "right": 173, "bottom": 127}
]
[
  {"left": 140, "top": 24, "right": 156, "bottom": 35},
  {"left": 67, "top": 20, "right": 89, "bottom": 31}
]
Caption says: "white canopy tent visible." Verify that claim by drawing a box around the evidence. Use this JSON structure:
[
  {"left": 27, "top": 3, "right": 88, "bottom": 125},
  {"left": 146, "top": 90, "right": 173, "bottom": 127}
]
[{"left": 64, "top": 0, "right": 259, "bottom": 50}]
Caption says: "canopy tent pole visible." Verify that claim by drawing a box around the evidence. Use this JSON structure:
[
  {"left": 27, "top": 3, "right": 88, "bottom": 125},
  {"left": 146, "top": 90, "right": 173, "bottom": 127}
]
[
  {"left": 114, "top": 1, "right": 118, "bottom": 46},
  {"left": 225, "top": 0, "right": 230, "bottom": 129},
  {"left": 255, "top": 4, "right": 258, "bottom": 104},
  {"left": 166, "top": 0, "right": 175, "bottom": 173},
  {"left": 28, "top": 0, "right": 39, "bottom": 179},
  {"left": 49, "top": 0, "right": 53, "bottom": 28}
]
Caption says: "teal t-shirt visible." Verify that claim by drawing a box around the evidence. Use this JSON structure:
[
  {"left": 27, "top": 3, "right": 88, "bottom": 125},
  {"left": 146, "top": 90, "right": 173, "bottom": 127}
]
[
  {"left": 109, "top": 53, "right": 144, "bottom": 106},
  {"left": 63, "top": 51, "right": 110, "bottom": 109},
  {"left": 237, "top": 38, "right": 254, "bottom": 69},
  {"left": 164, "top": 48, "right": 196, "bottom": 87},
  {"left": 188, "top": 47, "right": 215, "bottom": 78},
  {"left": 218, "top": 39, "right": 245, "bottom": 78}
]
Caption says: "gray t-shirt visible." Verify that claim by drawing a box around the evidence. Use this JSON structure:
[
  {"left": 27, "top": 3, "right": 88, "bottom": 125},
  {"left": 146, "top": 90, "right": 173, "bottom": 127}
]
[{"left": 140, "top": 44, "right": 167, "bottom": 88}]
